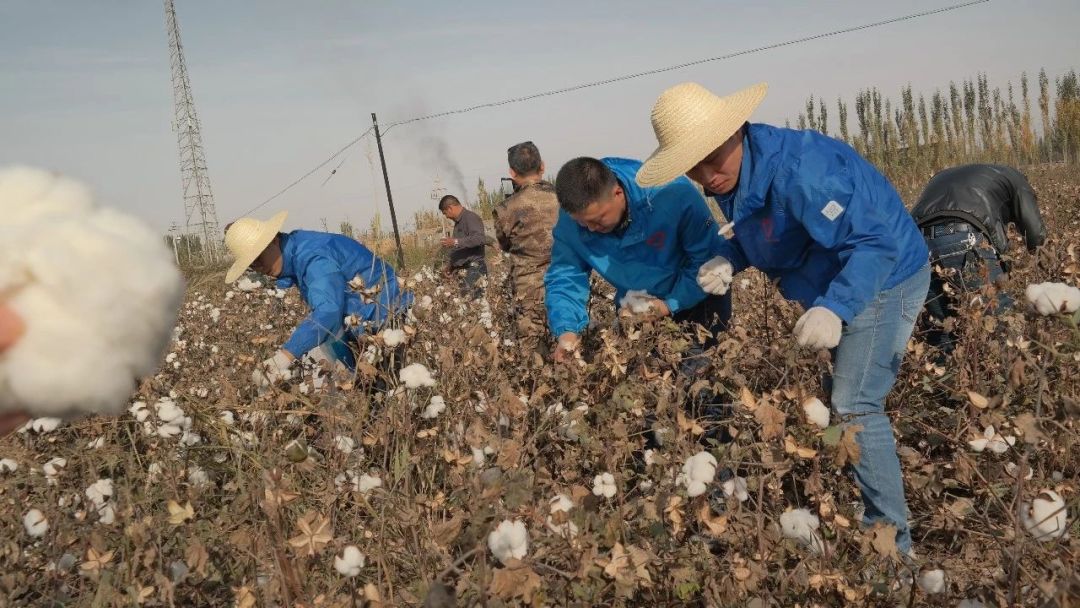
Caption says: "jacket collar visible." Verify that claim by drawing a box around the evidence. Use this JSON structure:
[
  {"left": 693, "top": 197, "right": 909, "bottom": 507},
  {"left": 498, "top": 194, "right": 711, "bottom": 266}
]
[
  {"left": 277, "top": 231, "right": 296, "bottom": 279},
  {"left": 729, "top": 123, "right": 783, "bottom": 222}
]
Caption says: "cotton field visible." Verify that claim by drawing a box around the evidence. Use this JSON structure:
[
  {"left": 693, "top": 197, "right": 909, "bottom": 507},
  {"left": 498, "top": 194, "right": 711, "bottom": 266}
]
[{"left": 0, "top": 168, "right": 1078, "bottom": 606}]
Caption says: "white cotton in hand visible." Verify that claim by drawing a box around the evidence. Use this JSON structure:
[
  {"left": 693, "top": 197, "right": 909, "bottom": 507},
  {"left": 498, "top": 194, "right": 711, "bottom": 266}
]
[
  {"left": 619, "top": 289, "right": 656, "bottom": 314},
  {"left": 0, "top": 166, "right": 184, "bottom": 419}
]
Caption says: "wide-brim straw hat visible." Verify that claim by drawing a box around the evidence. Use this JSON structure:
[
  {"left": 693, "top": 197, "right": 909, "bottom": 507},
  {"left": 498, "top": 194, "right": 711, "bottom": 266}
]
[
  {"left": 636, "top": 82, "right": 768, "bottom": 187},
  {"left": 224, "top": 210, "right": 288, "bottom": 283}
]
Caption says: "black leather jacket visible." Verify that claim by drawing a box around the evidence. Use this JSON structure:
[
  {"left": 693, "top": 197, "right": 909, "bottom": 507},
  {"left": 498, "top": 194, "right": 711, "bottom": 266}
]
[{"left": 911, "top": 164, "right": 1046, "bottom": 253}]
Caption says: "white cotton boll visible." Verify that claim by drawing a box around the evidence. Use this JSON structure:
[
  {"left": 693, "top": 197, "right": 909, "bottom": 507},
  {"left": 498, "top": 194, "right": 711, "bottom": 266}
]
[
  {"left": 422, "top": 396, "right": 446, "bottom": 419},
  {"left": 1021, "top": 489, "right": 1068, "bottom": 541},
  {"left": 128, "top": 401, "right": 149, "bottom": 422},
  {"left": 334, "top": 435, "right": 356, "bottom": 454},
  {"left": 154, "top": 398, "right": 185, "bottom": 423},
  {"left": 779, "top": 508, "right": 824, "bottom": 554},
  {"left": 23, "top": 508, "right": 48, "bottom": 537},
  {"left": 334, "top": 545, "right": 366, "bottom": 577},
  {"left": 0, "top": 458, "right": 17, "bottom": 473},
  {"left": 334, "top": 471, "right": 359, "bottom": 493},
  {"left": 487, "top": 519, "right": 529, "bottom": 565},
  {"left": 187, "top": 465, "right": 210, "bottom": 489},
  {"left": 165, "top": 353, "right": 178, "bottom": 364},
  {"left": 237, "top": 277, "right": 261, "bottom": 292},
  {"left": 273, "top": 289, "right": 286, "bottom": 299},
  {"left": 157, "top": 423, "right": 183, "bottom": 439},
  {"left": 179, "top": 431, "right": 201, "bottom": 446},
  {"left": 86, "top": 436, "right": 105, "bottom": 449},
  {"left": 419, "top": 295, "right": 433, "bottom": 310},
  {"left": 95, "top": 503, "right": 116, "bottom": 525},
  {"left": 546, "top": 494, "right": 579, "bottom": 539},
  {"left": 399, "top": 363, "right": 436, "bottom": 389},
  {"left": 592, "top": 472, "right": 617, "bottom": 498},
  {"left": 357, "top": 473, "right": 382, "bottom": 495},
  {"left": 802, "top": 397, "right": 830, "bottom": 429},
  {"left": 28, "top": 417, "right": 63, "bottom": 433},
  {"left": 225, "top": 291, "right": 235, "bottom": 300},
  {"left": 967, "top": 425, "right": 1015, "bottom": 454},
  {"left": 471, "top": 447, "right": 486, "bottom": 466},
  {"left": 209, "top": 308, "right": 221, "bottom": 323},
  {"left": 380, "top": 328, "right": 407, "bottom": 347},
  {"left": 0, "top": 167, "right": 184, "bottom": 420},
  {"left": 917, "top": 569, "right": 946, "bottom": 594},
  {"left": 721, "top": 475, "right": 750, "bottom": 502},
  {"left": 1026, "top": 282, "right": 1080, "bottom": 316},
  {"left": 618, "top": 289, "right": 656, "bottom": 314},
  {"left": 84, "top": 479, "right": 113, "bottom": 506},
  {"left": 678, "top": 451, "right": 717, "bottom": 497},
  {"left": 42, "top": 457, "right": 66, "bottom": 482}
]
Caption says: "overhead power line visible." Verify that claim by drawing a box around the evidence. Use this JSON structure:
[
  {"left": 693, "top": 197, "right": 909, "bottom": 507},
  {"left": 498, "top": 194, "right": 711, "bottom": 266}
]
[
  {"left": 384, "top": 0, "right": 990, "bottom": 130},
  {"left": 243, "top": 0, "right": 989, "bottom": 216}
]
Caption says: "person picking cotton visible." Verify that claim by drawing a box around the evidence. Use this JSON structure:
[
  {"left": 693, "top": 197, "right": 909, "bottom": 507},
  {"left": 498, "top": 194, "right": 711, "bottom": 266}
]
[
  {"left": 637, "top": 82, "right": 930, "bottom": 555},
  {"left": 0, "top": 166, "right": 184, "bottom": 430},
  {"left": 223, "top": 211, "right": 413, "bottom": 385}
]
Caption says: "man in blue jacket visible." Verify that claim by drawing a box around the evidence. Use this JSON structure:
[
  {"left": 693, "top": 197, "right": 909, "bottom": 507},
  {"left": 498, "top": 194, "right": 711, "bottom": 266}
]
[
  {"left": 545, "top": 156, "right": 732, "bottom": 384},
  {"left": 224, "top": 211, "right": 413, "bottom": 382},
  {"left": 637, "top": 82, "right": 930, "bottom": 556}
]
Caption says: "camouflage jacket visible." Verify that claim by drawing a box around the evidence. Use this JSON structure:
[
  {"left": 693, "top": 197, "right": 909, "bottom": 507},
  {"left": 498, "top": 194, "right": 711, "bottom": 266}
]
[{"left": 493, "top": 181, "right": 559, "bottom": 276}]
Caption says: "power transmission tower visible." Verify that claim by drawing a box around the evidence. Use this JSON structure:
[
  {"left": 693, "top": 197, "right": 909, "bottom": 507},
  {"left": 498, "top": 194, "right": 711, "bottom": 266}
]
[{"left": 164, "top": 0, "right": 221, "bottom": 262}]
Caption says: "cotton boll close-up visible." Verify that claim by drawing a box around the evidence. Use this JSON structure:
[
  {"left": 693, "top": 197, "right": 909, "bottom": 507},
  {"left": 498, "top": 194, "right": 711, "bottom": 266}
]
[
  {"left": 618, "top": 289, "right": 657, "bottom": 314},
  {"left": 1021, "top": 489, "right": 1068, "bottom": 541},
  {"left": 779, "top": 508, "right": 823, "bottom": 554},
  {"left": 487, "top": 519, "right": 528, "bottom": 565},
  {"left": 23, "top": 508, "right": 49, "bottom": 537},
  {"left": 1025, "top": 282, "right": 1080, "bottom": 316},
  {"left": 379, "top": 328, "right": 407, "bottom": 347},
  {"left": 0, "top": 458, "right": 17, "bottom": 473},
  {"left": 334, "top": 545, "right": 366, "bottom": 577},
  {"left": 917, "top": 568, "right": 947, "bottom": 594},
  {"left": 678, "top": 451, "right": 717, "bottom": 497},
  {"left": 399, "top": 363, "right": 436, "bottom": 389},
  {"left": 421, "top": 395, "right": 446, "bottom": 419},
  {"left": 0, "top": 166, "right": 184, "bottom": 419},
  {"left": 801, "top": 397, "right": 830, "bottom": 429},
  {"left": 592, "top": 472, "right": 617, "bottom": 498}
]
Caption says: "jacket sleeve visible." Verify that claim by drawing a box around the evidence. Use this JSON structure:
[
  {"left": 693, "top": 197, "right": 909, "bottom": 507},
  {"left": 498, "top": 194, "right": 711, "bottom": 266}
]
[
  {"left": 454, "top": 212, "right": 488, "bottom": 249},
  {"left": 788, "top": 158, "right": 899, "bottom": 323},
  {"left": 282, "top": 256, "right": 350, "bottom": 357},
  {"left": 1007, "top": 169, "right": 1046, "bottom": 251},
  {"left": 662, "top": 184, "right": 722, "bottom": 313},
  {"left": 544, "top": 222, "right": 591, "bottom": 336},
  {"left": 493, "top": 205, "right": 512, "bottom": 252}
]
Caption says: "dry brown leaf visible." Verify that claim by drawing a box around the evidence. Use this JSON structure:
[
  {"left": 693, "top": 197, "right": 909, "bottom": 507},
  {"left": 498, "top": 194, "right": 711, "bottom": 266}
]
[
  {"left": 870, "top": 524, "right": 898, "bottom": 559},
  {"left": 754, "top": 402, "right": 786, "bottom": 440},
  {"left": 233, "top": 586, "right": 257, "bottom": 608},
  {"left": 185, "top": 539, "right": 210, "bottom": 578},
  {"left": 489, "top": 560, "right": 542, "bottom": 602},
  {"left": 1014, "top": 413, "right": 1047, "bottom": 444},
  {"left": 79, "top": 547, "right": 114, "bottom": 576},
  {"left": 166, "top": 500, "right": 194, "bottom": 525},
  {"left": 740, "top": 386, "right": 758, "bottom": 412},
  {"left": 665, "top": 495, "right": 685, "bottom": 537},
  {"left": 363, "top": 583, "right": 383, "bottom": 607},
  {"left": 431, "top": 513, "right": 464, "bottom": 548},
  {"left": 833, "top": 424, "right": 863, "bottom": 467},
  {"left": 496, "top": 438, "right": 523, "bottom": 469},
  {"left": 967, "top": 390, "right": 989, "bottom": 409},
  {"left": 783, "top": 434, "right": 818, "bottom": 459},
  {"left": 131, "top": 584, "right": 155, "bottom": 605},
  {"left": 287, "top": 511, "right": 333, "bottom": 556},
  {"left": 697, "top": 502, "right": 729, "bottom": 537},
  {"left": 676, "top": 410, "right": 705, "bottom": 436}
]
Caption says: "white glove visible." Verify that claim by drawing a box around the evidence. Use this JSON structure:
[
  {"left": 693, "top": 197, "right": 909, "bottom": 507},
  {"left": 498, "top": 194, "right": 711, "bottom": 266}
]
[
  {"left": 697, "top": 256, "right": 734, "bottom": 295},
  {"left": 793, "top": 307, "right": 843, "bottom": 350},
  {"left": 252, "top": 350, "right": 294, "bottom": 387}
]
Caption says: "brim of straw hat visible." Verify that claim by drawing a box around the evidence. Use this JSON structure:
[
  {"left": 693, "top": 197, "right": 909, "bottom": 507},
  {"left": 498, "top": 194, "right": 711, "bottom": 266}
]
[
  {"left": 636, "top": 82, "right": 767, "bottom": 187},
  {"left": 224, "top": 210, "right": 288, "bottom": 283}
]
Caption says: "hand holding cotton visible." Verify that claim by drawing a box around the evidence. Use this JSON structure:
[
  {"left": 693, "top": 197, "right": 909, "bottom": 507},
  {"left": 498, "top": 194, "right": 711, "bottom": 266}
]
[
  {"left": 793, "top": 307, "right": 842, "bottom": 350},
  {"left": 0, "top": 166, "right": 183, "bottom": 418},
  {"left": 697, "top": 256, "right": 734, "bottom": 295}
]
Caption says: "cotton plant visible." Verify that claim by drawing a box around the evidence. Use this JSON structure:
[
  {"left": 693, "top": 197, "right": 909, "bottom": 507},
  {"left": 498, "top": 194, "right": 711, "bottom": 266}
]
[
  {"left": 0, "top": 458, "right": 17, "bottom": 473},
  {"left": 721, "top": 474, "right": 750, "bottom": 503},
  {"left": 334, "top": 546, "right": 366, "bottom": 578},
  {"left": 421, "top": 396, "right": 446, "bottom": 419},
  {"left": 1025, "top": 281, "right": 1080, "bottom": 315},
  {"left": 967, "top": 425, "right": 1016, "bottom": 454},
  {"left": 678, "top": 451, "right": 717, "bottom": 497},
  {"left": 84, "top": 478, "right": 116, "bottom": 525},
  {"left": 546, "top": 494, "right": 579, "bottom": 539},
  {"left": 0, "top": 166, "right": 184, "bottom": 420},
  {"left": 488, "top": 519, "right": 529, "bottom": 565},
  {"left": 779, "top": 508, "right": 824, "bottom": 554},
  {"left": 1021, "top": 489, "right": 1068, "bottom": 541},
  {"left": 917, "top": 569, "right": 947, "bottom": 594},
  {"left": 801, "top": 397, "right": 830, "bottom": 429},
  {"left": 23, "top": 508, "right": 48, "bottom": 538},
  {"left": 399, "top": 363, "right": 436, "bottom": 389},
  {"left": 42, "top": 457, "right": 66, "bottom": 485},
  {"left": 592, "top": 473, "right": 617, "bottom": 499},
  {"left": 20, "top": 417, "right": 63, "bottom": 434},
  {"left": 379, "top": 328, "right": 407, "bottom": 348}
]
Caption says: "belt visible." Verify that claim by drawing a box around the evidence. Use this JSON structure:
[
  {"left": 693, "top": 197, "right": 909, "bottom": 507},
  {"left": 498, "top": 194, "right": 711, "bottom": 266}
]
[{"left": 922, "top": 222, "right": 977, "bottom": 239}]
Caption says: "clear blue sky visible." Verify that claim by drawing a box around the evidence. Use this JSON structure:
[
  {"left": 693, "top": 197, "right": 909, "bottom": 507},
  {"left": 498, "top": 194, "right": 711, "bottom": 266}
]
[{"left": 1, "top": 1, "right": 1077, "bottom": 235}]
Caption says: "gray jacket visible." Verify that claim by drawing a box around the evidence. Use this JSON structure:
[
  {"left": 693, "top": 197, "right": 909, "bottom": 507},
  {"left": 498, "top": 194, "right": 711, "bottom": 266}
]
[{"left": 449, "top": 208, "right": 486, "bottom": 268}]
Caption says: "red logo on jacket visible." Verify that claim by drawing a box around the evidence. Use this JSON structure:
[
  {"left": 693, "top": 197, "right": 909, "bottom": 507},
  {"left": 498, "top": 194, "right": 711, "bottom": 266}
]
[{"left": 645, "top": 230, "right": 666, "bottom": 250}]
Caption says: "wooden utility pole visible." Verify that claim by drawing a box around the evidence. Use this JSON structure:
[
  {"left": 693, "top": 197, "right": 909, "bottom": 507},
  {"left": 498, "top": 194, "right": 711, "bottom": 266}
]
[{"left": 371, "top": 113, "right": 405, "bottom": 269}]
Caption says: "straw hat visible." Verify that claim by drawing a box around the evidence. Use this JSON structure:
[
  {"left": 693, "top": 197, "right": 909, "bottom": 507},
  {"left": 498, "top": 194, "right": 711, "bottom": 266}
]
[
  {"left": 223, "top": 210, "right": 288, "bottom": 283},
  {"left": 636, "top": 82, "right": 768, "bottom": 187}
]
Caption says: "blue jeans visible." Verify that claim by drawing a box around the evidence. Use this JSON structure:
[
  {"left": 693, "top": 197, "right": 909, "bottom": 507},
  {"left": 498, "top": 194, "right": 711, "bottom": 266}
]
[
  {"left": 921, "top": 228, "right": 1011, "bottom": 355},
  {"left": 826, "top": 264, "right": 930, "bottom": 553},
  {"left": 458, "top": 259, "right": 488, "bottom": 300}
]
